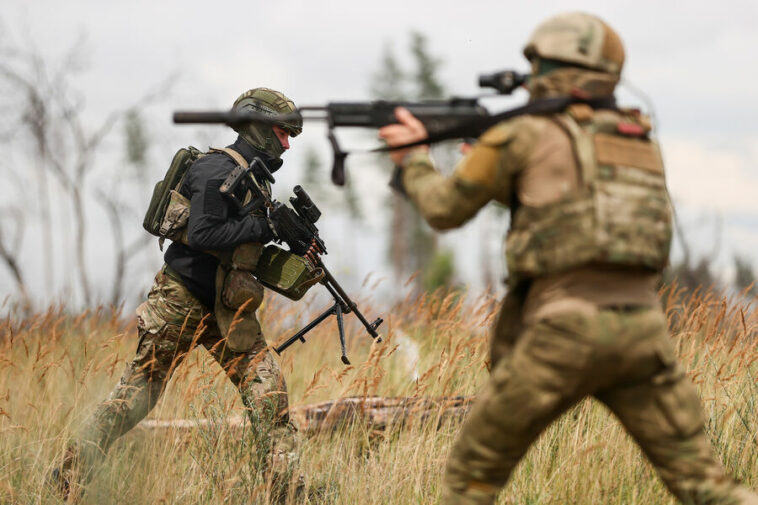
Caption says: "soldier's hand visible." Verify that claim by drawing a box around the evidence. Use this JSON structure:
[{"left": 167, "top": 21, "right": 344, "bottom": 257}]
[{"left": 378, "top": 107, "right": 429, "bottom": 165}]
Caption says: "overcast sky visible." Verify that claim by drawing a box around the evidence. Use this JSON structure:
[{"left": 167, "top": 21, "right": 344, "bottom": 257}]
[{"left": 2, "top": 0, "right": 758, "bottom": 305}]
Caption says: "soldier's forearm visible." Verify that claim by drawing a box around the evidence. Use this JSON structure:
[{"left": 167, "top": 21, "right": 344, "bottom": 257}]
[
  {"left": 402, "top": 151, "right": 492, "bottom": 230},
  {"left": 187, "top": 215, "right": 270, "bottom": 250}
]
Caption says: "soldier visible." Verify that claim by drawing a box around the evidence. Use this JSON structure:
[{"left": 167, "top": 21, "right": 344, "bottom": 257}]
[
  {"left": 53, "top": 87, "right": 303, "bottom": 500},
  {"left": 379, "top": 12, "right": 758, "bottom": 505}
]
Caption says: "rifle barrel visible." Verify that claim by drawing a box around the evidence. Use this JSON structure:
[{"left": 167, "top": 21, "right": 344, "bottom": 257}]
[{"left": 172, "top": 109, "right": 327, "bottom": 126}]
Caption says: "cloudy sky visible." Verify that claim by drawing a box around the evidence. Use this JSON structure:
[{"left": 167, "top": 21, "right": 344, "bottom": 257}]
[{"left": 2, "top": 0, "right": 758, "bottom": 305}]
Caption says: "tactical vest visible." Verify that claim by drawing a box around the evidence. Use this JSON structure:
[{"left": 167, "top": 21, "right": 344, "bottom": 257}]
[
  {"left": 154, "top": 147, "right": 322, "bottom": 303},
  {"left": 505, "top": 106, "right": 673, "bottom": 283},
  {"left": 152, "top": 147, "right": 272, "bottom": 247}
]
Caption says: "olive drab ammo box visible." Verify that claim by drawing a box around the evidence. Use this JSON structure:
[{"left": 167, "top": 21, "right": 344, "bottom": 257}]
[{"left": 253, "top": 245, "right": 324, "bottom": 300}]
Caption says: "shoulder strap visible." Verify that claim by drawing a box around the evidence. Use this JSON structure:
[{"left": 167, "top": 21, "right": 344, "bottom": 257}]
[
  {"left": 210, "top": 146, "right": 272, "bottom": 202},
  {"left": 209, "top": 147, "right": 249, "bottom": 168},
  {"left": 551, "top": 113, "right": 598, "bottom": 186}
]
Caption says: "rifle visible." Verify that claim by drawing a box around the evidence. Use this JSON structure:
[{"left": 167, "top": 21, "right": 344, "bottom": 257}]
[
  {"left": 173, "top": 70, "right": 530, "bottom": 186},
  {"left": 221, "top": 158, "right": 382, "bottom": 365}
]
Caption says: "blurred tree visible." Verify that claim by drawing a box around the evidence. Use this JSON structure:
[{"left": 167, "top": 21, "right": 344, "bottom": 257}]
[
  {"left": 410, "top": 32, "right": 444, "bottom": 99},
  {"left": 371, "top": 33, "right": 454, "bottom": 293},
  {"left": 734, "top": 255, "right": 756, "bottom": 297},
  {"left": 124, "top": 108, "right": 149, "bottom": 167},
  {"left": 302, "top": 144, "right": 328, "bottom": 203},
  {"left": 95, "top": 107, "right": 156, "bottom": 306},
  {"left": 662, "top": 214, "right": 721, "bottom": 297},
  {"left": 422, "top": 249, "right": 456, "bottom": 292},
  {"left": 0, "top": 206, "right": 30, "bottom": 311},
  {"left": 370, "top": 44, "right": 407, "bottom": 101},
  {"left": 664, "top": 257, "right": 716, "bottom": 294},
  {"left": 371, "top": 43, "right": 412, "bottom": 285},
  {"left": 302, "top": 143, "right": 362, "bottom": 220},
  {"left": 342, "top": 176, "right": 363, "bottom": 221}
]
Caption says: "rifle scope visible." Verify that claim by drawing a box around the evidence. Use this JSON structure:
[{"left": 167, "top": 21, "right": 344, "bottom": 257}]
[
  {"left": 291, "top": 185, "right": 321, "bottom": 224},
  {"left": 478, "top": 70, "right": 529, "bottom": 95}
]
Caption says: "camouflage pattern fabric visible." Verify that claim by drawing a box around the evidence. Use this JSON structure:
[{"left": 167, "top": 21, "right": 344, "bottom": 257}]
[
  {"left": 442, "top": 307, "right": 758, "bottom": 505},
  {"left": 398, "top": 55, "right": 757, "bottom": 505},
  {"left": 505, "top": 110, "right": 672, "bottom": 284},
  {"left": 523, "top": 12, "right": 625, "bottom": 75},
  {"left": 59, "top": 267, "right": 293, "bottom": 495}
]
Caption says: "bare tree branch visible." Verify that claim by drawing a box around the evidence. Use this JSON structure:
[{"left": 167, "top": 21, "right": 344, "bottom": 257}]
[
  {"left": 0, "top": 208, "right": 30, "bottom": 310},
  {"left": 0, "top": 31, "right": 174, "bottom": 307}
]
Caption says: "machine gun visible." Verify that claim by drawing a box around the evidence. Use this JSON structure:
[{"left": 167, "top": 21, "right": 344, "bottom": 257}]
[
  {"left": 174, "top": 70, "right": 530, "bottom": 185},
  {"left": 220, "top": 158, "right": 383, "bottom": 364}
]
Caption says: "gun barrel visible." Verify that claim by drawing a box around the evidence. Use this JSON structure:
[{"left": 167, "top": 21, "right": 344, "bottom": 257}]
[
  {"left": 173, "top": 110, "right": 307, "bottom": 127},
  {"left": 326, "top": 100, "right": 488, "bottom": 135}
]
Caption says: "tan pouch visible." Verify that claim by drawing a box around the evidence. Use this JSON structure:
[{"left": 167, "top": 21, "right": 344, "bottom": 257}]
[
  {"left": 231, "top": 242, "right": 264, "bottom": 271},
  {"left": 159, "top": 190, "right": 191, "bottom": 240},
  {"left": 222, "top": 269, "right": 264, "bottom": 311},
  {"left": 214, "top": 265, "right": 263, "bottom": 353}
]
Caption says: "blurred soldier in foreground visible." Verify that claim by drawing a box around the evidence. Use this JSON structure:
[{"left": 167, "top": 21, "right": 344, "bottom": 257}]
[
  {"left": 53, "top": 88, "right": 303, "bottom": 500},
  {"left": 380, "top": 12, "right": 758, "bottom": 505}
]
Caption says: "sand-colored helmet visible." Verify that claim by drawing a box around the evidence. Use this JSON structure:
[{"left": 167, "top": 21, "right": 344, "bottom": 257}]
[
  {"left": 523, "top": 12, "right": 625, "bottom": 75},
  {"left": 232, "top": 87, "right": 302, "bottom": 158}
]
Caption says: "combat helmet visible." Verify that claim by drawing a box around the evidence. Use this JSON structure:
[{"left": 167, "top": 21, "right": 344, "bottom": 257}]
[
  {"left": 523, "top": 12, "right": 625, "bottom": 76},
  {"left": 232, "top": 87, "right": 302, "bottom": 159}
]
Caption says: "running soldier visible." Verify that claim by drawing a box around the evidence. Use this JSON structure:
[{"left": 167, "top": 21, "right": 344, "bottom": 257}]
[
  {"left": 53, "top": 87, "right": 302, "bottom": 500},
  {"left": 379, "top": 12, "right": 758, "bottom": 505}
]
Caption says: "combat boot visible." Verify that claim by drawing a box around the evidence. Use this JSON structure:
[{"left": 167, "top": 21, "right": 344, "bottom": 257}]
[
  {"left": 49, "top": 445, "right": 87, "bottom": 503},
  {"left": 267, "top": 421, "right": 306, "bottom": 503}
]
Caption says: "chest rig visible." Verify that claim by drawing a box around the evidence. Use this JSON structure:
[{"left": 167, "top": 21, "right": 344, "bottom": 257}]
[
  {"left": 155, "top": 147, "right": 273, "bottom": 351},
  {"left": 207, "top": 147, "right": 273, "bottom": 352},
  {"left": 505, "top": 105, "right": 673, "bottom": 284}
]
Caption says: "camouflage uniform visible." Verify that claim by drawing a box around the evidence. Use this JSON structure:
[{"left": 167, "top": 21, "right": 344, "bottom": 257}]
[
  {"left": 61, "top": 268, "right": 292, "bottom": 493},
  {"left": 395, "top": 12, "right": 758, "bottom": 505},
  {"left": 56, "top": 88, "right": 302, "bottom": 498}
]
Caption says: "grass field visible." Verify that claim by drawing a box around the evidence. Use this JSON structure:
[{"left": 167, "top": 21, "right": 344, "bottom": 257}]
[{"left": 0, "top": 284, "right": 756, "bottom": 504}]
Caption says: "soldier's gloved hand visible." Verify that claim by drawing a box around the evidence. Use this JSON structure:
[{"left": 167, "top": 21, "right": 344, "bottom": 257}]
[{"left": 378, "top": 107, "right": 429, "bottom": 165}]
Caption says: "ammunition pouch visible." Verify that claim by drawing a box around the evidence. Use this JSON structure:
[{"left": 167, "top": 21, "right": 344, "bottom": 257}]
[
  {"left": 214, "top": 264, "right": 263, "bottom": 353},
  {"left": 254, "top": 245, "right": 325, "bottom": 301},
  {"left": 159, "top": 190, "right": 191, "bottom": 243},
  {"left": 221, "top": 270, "right": 264, "bottom": 311},
  {"left": 231, "top": 242, "right": 263, "bottom": 271}
]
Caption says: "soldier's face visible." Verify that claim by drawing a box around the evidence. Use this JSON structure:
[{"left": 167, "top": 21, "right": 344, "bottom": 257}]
[{"left": 272, "top": 126, "right": 290, "bottom": 151}]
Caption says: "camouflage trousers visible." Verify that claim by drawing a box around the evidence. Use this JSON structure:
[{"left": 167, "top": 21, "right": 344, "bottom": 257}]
[
  {"left": 62, "top": 266, "right": 293, "bottom": 489},
  {"left": 443, "top": 298, "right": 758, "bottom": 505}
]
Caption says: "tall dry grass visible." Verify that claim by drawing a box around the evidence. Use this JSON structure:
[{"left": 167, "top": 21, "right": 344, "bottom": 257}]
[{"left": 0, "top": 285, "right": 755, "bottom": 504}]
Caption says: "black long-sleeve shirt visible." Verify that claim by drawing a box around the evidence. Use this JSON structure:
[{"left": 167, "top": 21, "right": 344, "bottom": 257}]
[{"left": 164, "top": 136, "right": 280, "bottom": 307}]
